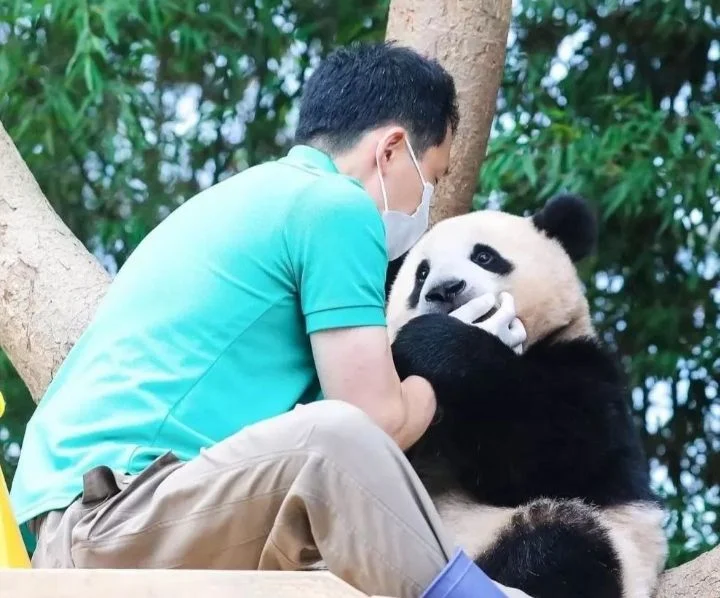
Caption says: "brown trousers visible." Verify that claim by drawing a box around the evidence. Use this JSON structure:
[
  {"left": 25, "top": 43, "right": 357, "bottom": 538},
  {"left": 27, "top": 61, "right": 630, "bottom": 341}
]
[{"left": 29, "top": 400, "right": 530, "bottom": 598}]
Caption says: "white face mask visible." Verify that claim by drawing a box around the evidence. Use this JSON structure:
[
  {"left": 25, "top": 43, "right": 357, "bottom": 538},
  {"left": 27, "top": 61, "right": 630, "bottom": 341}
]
[{"left": 377, "top": 137, "right": 434, "bottom": 261}]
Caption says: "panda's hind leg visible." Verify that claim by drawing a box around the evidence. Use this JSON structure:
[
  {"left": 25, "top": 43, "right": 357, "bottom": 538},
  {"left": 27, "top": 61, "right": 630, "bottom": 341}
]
[{"left": 475, "top": 499, "right": 623, "bottom": 598}]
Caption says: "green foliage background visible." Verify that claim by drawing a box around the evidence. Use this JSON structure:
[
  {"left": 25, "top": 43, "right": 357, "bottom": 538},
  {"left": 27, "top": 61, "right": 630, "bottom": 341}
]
[{"left": 1, "top": 0, "right": 718, "bottom": 567}]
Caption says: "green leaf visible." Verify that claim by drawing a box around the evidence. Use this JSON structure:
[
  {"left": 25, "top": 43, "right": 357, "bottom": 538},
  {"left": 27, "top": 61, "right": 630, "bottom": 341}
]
[
  {"left": 522, "top": 154, "right": 538, "bottom": 186},
  {"left": 604, "top": 181, "right": 632, "bottom": 218},
  {"left": 51, "top": 92, "right": 77, "bottom": 129},
  {"left": 147, "top": 0, "right": 163, "bottom": 36},
  {"left": 212, "top": 13, "right": 248, "bottom": 38},
  {"left": 83, "top": 55, "right": 95, "bottom": 92},
  {"left": 95, "top": 6, "right": 120, "bottom": 45},
  {"left": 44, "top": 125, "right": 55, "bottom": 157}
]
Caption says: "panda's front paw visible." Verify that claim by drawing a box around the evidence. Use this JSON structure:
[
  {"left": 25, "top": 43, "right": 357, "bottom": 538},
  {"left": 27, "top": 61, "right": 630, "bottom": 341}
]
[
  {"left": 391, "top": 332, "right": 433, "bottom": 382},
  {"left": 391, "top": 312, "right": 516, "bottom": 396},
  {"left": 391, "top": 313, "right": 468, "bottom": 383}
]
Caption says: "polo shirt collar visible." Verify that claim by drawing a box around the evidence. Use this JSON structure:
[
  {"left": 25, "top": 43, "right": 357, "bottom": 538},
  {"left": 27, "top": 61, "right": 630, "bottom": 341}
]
[{"left": 283, "top": 145, "right": 339, "bottom": 174}]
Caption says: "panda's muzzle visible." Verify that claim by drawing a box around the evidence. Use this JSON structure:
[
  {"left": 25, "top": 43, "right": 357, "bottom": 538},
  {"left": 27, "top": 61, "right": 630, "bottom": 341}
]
[
  {"left": 425, "top": 279, "right": 466, "bottom": 304},
  {"left": 424, "top": 279, "right": 467, "bottom": 313},
  {"left": 424, "top": 278, "right": 498, "bottom": 322}
]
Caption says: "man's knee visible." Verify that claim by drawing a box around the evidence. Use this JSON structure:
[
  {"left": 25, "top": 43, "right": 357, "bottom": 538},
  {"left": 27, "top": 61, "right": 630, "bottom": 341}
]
[
  {"left": 296, "top": 399, "right": 397, "bottom": 463},
  {"left": 300, "top": 399, "right": 379, "bottom": 438}
]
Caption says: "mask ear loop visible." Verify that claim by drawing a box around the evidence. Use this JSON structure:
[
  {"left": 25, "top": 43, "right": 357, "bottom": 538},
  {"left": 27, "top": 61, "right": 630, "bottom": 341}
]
[
  {"left": 404, "top": 137, "right": 435, "bottom": 214},
  {"left": 376, "top": 136, "right": 391, "bottom": 212},
  {"left": 405, "top": 136, "right": 435, "bottom": 195},
  {"left": 404, "top": 137, "right": 427, "bottom": 185}
]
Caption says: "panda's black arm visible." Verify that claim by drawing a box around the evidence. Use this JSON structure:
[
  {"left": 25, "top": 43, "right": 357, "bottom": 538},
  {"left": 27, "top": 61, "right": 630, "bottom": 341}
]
[
  {"left": 391, "top": 313, "right": 529, "bottom": 404},
  {"left": 394, "top": 316, "right": 634, "bottom": 443},
  {"left": 392, "top": 314, "right": 652, "bottom": 504},
  {"left": 391, "top": 313, "right": 623, "bottom": 403}
]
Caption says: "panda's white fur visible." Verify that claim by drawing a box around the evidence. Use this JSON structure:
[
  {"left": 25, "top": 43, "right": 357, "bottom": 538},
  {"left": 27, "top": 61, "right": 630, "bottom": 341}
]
[
  {"left": 386, "top": 195, "right": 668, "bottom": 598},
  {"left": 431, "top": 496, "right": 666, "bottom": 598},
  {"left": 386, "top": 207, "right": 594, "bottom": 346}
]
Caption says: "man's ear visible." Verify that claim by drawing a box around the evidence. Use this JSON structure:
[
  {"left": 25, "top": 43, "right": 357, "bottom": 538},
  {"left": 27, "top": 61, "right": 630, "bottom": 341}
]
[
  {"left": 531, "top": 194, "right": 598, "bottom": 262},
  {"left": 377, "top": 127, "right": 408, "bottom": 170}
]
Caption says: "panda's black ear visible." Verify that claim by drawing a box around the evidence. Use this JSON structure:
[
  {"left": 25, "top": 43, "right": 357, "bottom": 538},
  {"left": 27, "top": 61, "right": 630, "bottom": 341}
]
[{"left": 531, "top": 194, "right": 598, "bottom": 262}]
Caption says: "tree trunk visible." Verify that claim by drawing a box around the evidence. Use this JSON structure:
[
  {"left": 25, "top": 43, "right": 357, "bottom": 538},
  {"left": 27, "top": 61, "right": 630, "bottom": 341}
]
[
  {"left": 655, "top": 548, "right": 720, "bottom": 598},
  {"left": 0, "top": 120, "right": 110, "bottom": 402},
  {"left": 385, "top": 0, "right": 511, "bottom": 225},
  {"left": 0, "top": 0, "right": 717, "bottom": 591}
]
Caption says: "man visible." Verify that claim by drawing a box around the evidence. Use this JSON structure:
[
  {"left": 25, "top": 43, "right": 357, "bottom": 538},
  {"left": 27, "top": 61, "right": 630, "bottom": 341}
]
[{"left": 11, "top": 42, "right": 528, "bottom": 598}]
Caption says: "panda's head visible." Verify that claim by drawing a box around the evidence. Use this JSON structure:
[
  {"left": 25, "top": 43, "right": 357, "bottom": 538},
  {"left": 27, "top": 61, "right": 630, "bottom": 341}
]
[{"left": 386, "top": 194, "right": 598, "bottom": 348}]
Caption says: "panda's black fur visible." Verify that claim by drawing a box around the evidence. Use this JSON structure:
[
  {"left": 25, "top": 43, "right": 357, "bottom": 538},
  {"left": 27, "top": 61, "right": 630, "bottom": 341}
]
[{"left": 385, "top": 195, "right": 667, "bottom": 598}]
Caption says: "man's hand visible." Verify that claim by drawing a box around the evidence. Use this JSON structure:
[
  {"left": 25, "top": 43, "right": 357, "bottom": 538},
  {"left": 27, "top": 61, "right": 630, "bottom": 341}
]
[
  {"left": 450, "top": 292, "right": 527, "bottom": 355},
  {"left": 310, "top": 326, "right": 437, "bottom": 451}
]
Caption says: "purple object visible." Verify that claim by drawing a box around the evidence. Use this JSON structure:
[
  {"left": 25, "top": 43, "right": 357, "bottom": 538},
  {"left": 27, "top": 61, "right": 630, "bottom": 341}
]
[{"left": 421, "top": 549, "right": 509, "bottom": 598}]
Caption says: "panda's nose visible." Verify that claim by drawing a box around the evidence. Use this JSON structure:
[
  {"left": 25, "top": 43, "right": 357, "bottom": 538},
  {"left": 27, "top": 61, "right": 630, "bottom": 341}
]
[{"left": 425, "top": 279, "right": 466, "bottom": 303}]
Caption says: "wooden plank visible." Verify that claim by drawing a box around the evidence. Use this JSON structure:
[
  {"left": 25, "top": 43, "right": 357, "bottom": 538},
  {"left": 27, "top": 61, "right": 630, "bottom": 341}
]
[{"left": 0, "top": 569, "right": 395, "bottom": 598}]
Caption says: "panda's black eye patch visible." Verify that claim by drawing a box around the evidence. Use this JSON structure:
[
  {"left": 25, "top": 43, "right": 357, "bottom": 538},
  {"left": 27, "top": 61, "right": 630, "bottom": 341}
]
[
  {"left": 407, "top": 259, "right": 430, "bottom": 309},
  {"left": 416, "top": 260, "right": 430, "bottom": 282},
  {"left": 472, "top": 248, "right": 494, "bottom": 266},
  {"left": 471, "top": 244, "right": 513, "bottom": 275}
]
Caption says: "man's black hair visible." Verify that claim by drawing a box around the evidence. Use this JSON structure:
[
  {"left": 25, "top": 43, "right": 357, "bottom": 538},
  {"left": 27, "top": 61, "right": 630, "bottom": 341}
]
[{"left": 295, "top": 41, "right": 459, "bottom": 157}]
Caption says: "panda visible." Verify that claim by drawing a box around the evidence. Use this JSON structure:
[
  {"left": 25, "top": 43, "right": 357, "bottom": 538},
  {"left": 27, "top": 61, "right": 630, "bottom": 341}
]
[{"left": 385, "top": 194, "right": 668, "bottom": 598}]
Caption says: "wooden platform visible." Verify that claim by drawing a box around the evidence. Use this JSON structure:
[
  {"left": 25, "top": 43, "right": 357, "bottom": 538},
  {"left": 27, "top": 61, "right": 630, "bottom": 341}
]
[{"left": 0, "top": 569, "right": 394, "bottom": 598}]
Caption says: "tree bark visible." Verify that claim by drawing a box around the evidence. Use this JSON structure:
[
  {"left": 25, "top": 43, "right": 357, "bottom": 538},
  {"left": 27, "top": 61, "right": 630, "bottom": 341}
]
[
  {"left": 655, "top": 548, "right": 720, "bottom": 598},
  {"left": 385, "top": 0, "right": 511, "bottom": 225},
  {"left": 0, "top": 1, "right": 718, "bottom": 591},
  {"left": 0, "top": 120, "right": 110, "bottom": 402}
]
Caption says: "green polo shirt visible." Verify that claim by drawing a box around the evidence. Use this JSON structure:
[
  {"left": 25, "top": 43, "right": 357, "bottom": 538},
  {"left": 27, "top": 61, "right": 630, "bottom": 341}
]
[{"left": 10, "top": 145, "right": 388, "bottom": 528}]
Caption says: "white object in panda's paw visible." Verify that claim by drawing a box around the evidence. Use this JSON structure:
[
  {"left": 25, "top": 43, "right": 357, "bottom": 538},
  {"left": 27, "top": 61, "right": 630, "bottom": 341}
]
[
  {"left": 449, "top": 292, "right": 526, "bottom": 354},
  {"left": 448, "top": 293, "right": 497, "bottom": 324}
]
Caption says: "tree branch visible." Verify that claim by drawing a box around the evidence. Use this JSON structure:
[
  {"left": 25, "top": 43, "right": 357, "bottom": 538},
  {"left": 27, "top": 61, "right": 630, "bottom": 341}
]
[
  {"left": 385, "top": 0, "right": 512, "bottom": 225},
  {"left": 0, "top": 120, "right": 110, "bottom": 401},
  {"left": 655, "top": 546, "right": 720, "bottom": 597}
]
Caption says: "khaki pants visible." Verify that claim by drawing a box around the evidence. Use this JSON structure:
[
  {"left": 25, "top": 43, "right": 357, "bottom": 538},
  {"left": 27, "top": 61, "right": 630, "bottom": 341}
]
[{"left": 30, "top": 400, "right": 530, "bottom": 598}]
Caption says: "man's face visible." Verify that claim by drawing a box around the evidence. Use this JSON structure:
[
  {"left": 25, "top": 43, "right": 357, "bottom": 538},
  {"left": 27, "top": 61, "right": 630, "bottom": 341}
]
[{"left": 377, "top": 126, "right": 452, "bottom": 215}]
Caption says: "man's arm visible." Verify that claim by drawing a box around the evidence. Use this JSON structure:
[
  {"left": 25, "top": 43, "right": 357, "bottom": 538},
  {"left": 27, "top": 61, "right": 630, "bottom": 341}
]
[
  {"left": 310, "top": 325, "right": 436, "bottom": 451},
  {"left": 285, "top": 177, "right": 435, "bottom": 450}
]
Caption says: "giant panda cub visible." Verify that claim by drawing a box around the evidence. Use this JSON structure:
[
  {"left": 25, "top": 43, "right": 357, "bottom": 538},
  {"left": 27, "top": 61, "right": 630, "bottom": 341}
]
[{"left": 386, "top": 194, "right": 668, "bottom": 598}]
